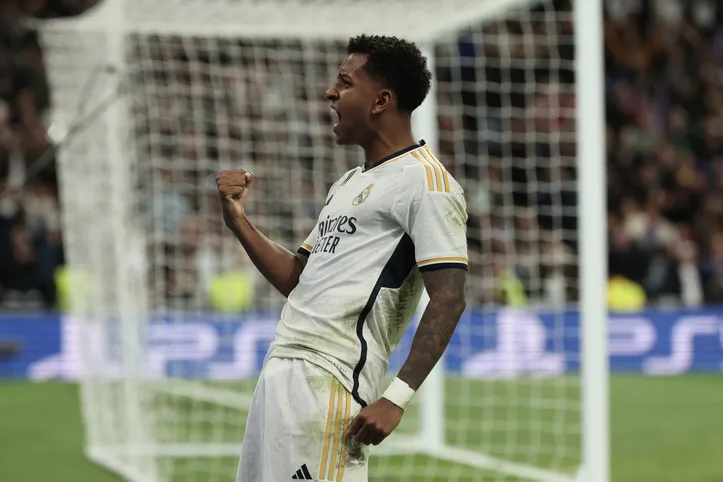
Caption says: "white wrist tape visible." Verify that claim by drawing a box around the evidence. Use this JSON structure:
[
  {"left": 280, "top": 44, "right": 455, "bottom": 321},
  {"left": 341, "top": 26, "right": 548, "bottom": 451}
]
[{"left": 382, "top": 377, "right": 416, "bottom": 411}]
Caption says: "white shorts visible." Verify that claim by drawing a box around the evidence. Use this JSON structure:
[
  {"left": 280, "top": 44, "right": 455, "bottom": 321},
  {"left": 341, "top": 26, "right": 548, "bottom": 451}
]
[{"left": 236, "top": 357, "right": 369, "bottom": 482}]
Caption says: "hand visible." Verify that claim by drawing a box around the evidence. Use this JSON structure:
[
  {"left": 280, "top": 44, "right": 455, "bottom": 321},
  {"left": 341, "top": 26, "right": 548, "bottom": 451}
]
[
  {"left": 216, "top": 169, "right": 254, "bottom": 226},
  {"left": 346, "top": 398, "right": 403, "bottom": 446}
]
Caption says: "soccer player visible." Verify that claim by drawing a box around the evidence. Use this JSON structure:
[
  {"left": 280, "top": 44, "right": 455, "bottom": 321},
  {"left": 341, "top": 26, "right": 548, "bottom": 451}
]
[{"left": 217, "top": 35, "right": 468, "bottom": 482}]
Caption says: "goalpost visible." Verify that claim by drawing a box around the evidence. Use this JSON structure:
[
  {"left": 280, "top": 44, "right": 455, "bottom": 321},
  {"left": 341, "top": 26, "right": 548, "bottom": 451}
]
[{"left": 39, "top": 0, "right": 607, "bottom": 481}]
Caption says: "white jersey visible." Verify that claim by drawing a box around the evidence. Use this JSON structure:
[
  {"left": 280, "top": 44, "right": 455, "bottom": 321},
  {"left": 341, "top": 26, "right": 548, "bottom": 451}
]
[{"left": 266, "top": 141, "right": 468, "bottom": 407}]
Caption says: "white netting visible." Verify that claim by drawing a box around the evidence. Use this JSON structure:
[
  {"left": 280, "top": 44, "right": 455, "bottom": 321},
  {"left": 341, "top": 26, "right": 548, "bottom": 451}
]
[{"left": 41, "top": 0, "right": 583, "bottom": 480}]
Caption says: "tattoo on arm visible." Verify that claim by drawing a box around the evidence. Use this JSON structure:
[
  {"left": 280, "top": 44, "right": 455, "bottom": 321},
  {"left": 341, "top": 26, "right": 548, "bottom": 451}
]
[{"left": 397, "top": 268, "right": 467, "bottom": 391}]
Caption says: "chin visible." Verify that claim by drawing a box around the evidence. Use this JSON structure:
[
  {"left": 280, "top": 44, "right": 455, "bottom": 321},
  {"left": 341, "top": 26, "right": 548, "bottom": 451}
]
[
  {"left": 332, "top": 131, "right": 352, "bottom": 146},
  {"left": 332, "top": 122, "right": 360, "bottom": 146}
]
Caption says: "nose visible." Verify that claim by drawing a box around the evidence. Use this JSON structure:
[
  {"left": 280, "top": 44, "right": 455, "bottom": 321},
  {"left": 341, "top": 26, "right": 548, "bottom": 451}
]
[{"left": 326, "top": 86, "right": 338, "bottom": 102}]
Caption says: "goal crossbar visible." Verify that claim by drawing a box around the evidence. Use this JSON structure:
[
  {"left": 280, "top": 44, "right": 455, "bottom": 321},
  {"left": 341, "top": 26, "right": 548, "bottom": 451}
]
[{"left": 40, "top": 0, "right": 540, "bottom": 41}]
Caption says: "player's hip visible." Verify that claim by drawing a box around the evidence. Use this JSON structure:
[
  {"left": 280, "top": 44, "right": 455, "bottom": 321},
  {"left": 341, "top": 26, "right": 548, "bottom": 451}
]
[
  {"left": 241, "top": 356, "right": 369, "bottom": 481},
  {"left": 265, "top": 344, "right": 384, "bottom": 406},
  {"left": 264, "top": 346, "right": 356, "bottom": 395}
]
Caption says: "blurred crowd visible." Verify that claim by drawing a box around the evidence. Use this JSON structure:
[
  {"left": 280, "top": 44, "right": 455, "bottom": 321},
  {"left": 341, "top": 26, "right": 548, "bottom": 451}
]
[
  {"left": 0, "top": 1, "right": 98, "bottom": 309},
  {"left": 1, "top": 0, "right": 723, "bottom": 311},
  {"left": 604, "top": 0, "right": 723, "bottom": 307}
]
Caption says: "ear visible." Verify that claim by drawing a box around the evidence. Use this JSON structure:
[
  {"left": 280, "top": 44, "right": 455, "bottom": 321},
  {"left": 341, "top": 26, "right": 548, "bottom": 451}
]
[{"left": 371, "top": 89, "right": 393, "bottom": 115}]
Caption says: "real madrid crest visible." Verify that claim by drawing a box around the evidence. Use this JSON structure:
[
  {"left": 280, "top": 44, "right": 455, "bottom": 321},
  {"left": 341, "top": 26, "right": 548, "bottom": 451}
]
[{"left": 352, "top": 184, "right": 374, "bottom": 206}]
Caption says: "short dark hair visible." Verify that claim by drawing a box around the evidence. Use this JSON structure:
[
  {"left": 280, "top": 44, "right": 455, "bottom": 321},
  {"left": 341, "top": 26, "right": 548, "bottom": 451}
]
[{"left": 346, "top": 34, "right": 432, "bottom": 114}]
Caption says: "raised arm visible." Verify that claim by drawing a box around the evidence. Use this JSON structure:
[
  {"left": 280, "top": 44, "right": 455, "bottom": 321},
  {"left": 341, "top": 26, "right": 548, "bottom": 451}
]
[
  {"left": 396, "top": 268, "right": 467, "bottom": 390},
  {"left": 216, "top": 169, "right": 308, "bottom": 297}
]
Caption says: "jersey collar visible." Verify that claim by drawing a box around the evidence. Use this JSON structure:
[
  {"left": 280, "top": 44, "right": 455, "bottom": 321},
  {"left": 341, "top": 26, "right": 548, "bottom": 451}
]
[{"left": 362, "top": 140, "right": 426, "bottom": 173}]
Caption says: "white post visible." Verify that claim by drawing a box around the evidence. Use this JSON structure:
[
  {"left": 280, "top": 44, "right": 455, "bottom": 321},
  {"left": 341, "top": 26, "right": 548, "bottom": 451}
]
[
  {"left": 574, "top": 0, "right": 610, "bottom": 481},
  {"left": 411, "top": 43, "right": 445, "bottom": 448},
  {"left": 99, "top": 0, "right": 156, "bottom": 478}
]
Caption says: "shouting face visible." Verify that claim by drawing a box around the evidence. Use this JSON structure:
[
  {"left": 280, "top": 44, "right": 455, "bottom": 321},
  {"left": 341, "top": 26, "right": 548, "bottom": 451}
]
[{"left": 325, "top": 53, "right": 387, "bottom": 146}]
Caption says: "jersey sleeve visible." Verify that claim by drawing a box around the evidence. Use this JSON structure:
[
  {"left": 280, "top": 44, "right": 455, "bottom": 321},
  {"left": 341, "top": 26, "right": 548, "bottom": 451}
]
[
  {"left": 391, "top": 165, "right": 468, "bottom": 272},
  {"left": 297, "top": 229, "right": 316, "bottom": 257}
]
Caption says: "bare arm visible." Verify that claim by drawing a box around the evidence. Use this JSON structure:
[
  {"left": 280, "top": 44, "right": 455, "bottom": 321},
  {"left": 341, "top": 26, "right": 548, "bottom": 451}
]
[
  {"left": 227, "top": 216, "right": 308, "bottom": 297},
  {"left": 347, "top": 267, "right": 467, "bottom": 446},
  {"left": 216, "top": 169, "right": 309, "bottom": 297},
  {"left": 396, "top": 268, "right": 467, "bottom": 390}
]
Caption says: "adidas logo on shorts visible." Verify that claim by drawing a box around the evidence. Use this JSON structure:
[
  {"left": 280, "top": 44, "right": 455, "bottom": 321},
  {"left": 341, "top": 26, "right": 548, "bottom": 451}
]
[{"left": 291, "top": 463, "right": 313, "bottom": 480}]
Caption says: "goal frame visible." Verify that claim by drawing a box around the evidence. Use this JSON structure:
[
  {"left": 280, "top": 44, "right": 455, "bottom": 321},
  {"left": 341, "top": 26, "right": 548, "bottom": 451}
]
[{"left": 41, "top": 0, "right": 608, "bottom": 480}]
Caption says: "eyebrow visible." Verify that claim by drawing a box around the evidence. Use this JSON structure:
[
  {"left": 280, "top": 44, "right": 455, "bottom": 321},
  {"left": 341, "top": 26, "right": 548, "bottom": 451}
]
[{"left": 338, "top": 72, "right": 352, "bottom": 81}]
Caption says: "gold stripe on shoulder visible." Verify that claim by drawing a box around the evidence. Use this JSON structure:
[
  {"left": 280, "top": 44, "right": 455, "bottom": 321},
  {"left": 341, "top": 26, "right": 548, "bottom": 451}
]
[
  {"left": 301, "top": 243, "right": 313, "bottom": 251},
  {"left": 411, "top": 151, "right": 436, "bottom": 191},
  {"left": 419, "top": 148, "right": 444, "bottom": 192},
  {"left": 422, "top": 147, "right": 450, "bottom": 193}
]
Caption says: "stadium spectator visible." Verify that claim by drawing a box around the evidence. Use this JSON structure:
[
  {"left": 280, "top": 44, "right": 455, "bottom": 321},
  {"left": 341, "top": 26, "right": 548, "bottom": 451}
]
[{"left": 0, "top": 0, "right": 98, "bottom": 309}]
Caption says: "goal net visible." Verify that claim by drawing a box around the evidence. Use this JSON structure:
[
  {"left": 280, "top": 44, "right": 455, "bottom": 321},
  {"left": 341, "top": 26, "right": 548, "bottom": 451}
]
[{"left": 40, "top": 0, "right": 604, "bottom": 480}]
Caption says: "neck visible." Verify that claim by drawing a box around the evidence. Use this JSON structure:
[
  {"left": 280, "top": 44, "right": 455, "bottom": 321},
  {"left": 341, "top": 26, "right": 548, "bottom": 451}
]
[{"left": 362, "top": 117, "right": 416, "bottom": 169}]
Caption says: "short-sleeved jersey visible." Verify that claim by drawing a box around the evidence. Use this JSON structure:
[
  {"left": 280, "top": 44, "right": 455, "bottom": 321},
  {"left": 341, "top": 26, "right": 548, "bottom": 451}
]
[{"left": 266, "top": 141, "right": 468, "bottom": 407}]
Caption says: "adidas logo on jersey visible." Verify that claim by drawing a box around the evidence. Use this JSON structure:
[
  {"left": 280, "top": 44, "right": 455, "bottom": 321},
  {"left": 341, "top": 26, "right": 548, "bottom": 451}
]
[{"left": 291, "top": 463, "right": 314, "bottom": 479}]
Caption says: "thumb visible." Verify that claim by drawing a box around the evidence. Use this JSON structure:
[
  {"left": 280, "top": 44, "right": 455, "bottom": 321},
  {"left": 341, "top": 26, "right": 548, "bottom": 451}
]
[
  {"left": 240, "top": 173, "right": 254, "bottom": 204},
  {"left": 346, "top": 412, "right": 364, "bottom": 439}
]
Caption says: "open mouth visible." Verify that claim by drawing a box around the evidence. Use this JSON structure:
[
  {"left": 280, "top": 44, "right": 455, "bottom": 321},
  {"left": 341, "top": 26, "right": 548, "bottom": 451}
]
[{"left": 330, "top": 105, "right": 341, "bottom": 131}]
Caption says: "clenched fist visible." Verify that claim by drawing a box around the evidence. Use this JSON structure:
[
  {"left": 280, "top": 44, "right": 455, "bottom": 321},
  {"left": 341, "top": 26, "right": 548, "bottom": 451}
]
[
  {"left": 216, "top": 169, "right": 254, "bottom": 226},
  {"left": 346, "top": 397, "right": 403, "bottom": 446}
]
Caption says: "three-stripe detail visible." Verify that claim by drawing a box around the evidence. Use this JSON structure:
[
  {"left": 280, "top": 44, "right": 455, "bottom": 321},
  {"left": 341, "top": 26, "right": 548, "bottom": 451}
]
[
  {"left": 411, "top": 147, "right": 450, "bottom": 193},
  {"left": 319, "top": 378, "right": 352, "bottom": 482},
  {"left": 291, "top": 464, "right": 313, "bottom": 479}
]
